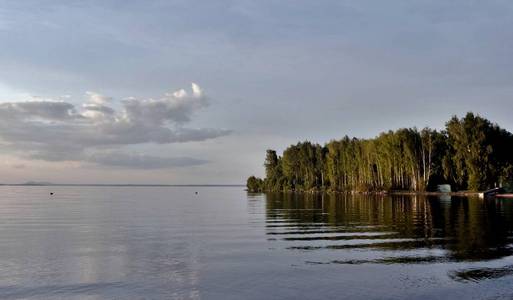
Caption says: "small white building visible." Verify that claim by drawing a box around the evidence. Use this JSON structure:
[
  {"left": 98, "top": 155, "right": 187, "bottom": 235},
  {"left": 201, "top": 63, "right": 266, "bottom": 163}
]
[{"left": 437, "top": 184, "right": 451, "bottom": 193}]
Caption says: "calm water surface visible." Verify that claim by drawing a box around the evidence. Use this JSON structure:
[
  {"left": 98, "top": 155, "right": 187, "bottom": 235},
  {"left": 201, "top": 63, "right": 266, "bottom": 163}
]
[{"left": 1, "top": 186, "right": 513, "bottom": 299}]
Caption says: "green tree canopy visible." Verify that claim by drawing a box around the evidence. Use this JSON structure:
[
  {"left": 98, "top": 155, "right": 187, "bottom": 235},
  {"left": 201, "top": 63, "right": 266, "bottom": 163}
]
[{"left": 247, "top": 113, "right": 513, "bottom": 193}]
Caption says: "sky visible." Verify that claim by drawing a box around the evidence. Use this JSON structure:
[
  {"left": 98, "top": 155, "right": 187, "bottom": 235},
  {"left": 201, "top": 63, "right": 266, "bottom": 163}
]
[{"left": 0, "top": 0, "right": 512, "bottom": 184}]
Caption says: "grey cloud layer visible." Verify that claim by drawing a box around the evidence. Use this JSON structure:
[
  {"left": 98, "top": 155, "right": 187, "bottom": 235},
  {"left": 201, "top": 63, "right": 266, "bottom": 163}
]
[
  {"left": 0, "top": 83, "right": 229, "bottom": 168},
  {"left": 89, "top": 152, "right": 207, "bottom": 169}
]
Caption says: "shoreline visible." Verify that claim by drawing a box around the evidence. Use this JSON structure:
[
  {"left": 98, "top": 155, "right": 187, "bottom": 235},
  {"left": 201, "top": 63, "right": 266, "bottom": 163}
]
[
  {"left": 250, "top": 189, "right": 513, "bottom": 198},
  {"left": 249, "top": 189, "right": 503, "bottom": 197}
]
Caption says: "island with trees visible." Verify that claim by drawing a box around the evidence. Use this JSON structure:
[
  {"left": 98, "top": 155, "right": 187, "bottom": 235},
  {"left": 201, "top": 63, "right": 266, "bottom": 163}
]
[{"left": 247, "top": 113, "right": 513, "bottom": 193}]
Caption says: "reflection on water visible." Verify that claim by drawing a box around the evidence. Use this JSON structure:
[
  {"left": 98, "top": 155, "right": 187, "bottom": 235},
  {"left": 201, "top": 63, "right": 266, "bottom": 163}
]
[
  {"left": 2, "top": 187, "right": 513, "bottom": 299},
  {"left": 449, "top": 265, "right": 513, "bottom": 282},
  {"left": 265, "top": 192, "right": 513, "bottom": 280}
]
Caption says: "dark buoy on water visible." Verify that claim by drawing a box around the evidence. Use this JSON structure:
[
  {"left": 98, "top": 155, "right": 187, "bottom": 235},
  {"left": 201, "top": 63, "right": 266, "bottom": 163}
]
[
  {"left": 50, "top": 192, "right": 54, "bottom": 195},
  {"left": 195, "top": 192, "right": 198, "bottom": 195}
]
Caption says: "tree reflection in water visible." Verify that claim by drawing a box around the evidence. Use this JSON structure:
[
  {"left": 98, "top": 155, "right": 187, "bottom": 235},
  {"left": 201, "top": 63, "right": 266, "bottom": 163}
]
[{"left": 264, "top": 192, "right": 513, "bottom": 280}]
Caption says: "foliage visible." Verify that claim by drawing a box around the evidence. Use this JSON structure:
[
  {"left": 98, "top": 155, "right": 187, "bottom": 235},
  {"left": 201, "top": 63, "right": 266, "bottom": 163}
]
[
  {"left": 246, "top": 176, "right": 264, "bottom": 192},
  {"left": 247, "top": 113, "right": 513, "bottom": 192}
]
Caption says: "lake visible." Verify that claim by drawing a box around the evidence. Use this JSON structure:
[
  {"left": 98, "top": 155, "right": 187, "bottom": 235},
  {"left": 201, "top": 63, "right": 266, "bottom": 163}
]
[{"left": 1, "top": 186, "right": 513, "bottom": 299}]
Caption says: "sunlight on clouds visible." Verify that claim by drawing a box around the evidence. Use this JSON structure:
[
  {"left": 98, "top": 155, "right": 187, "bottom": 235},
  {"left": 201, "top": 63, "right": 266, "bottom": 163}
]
[{"left": 0, "top": 83, "right": 230, "bottom": 169}]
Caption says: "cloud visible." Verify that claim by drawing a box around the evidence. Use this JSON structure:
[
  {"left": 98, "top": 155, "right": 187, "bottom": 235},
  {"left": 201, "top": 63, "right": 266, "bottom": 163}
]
[
  {"left": 86, "top": 91, "right": 112, "bottom": 105},
  {"left": 88, "top": 152, "right": 208, "bottom": 169},
  {"left": 0, "top": 101, "right": 78, "bottom": 120},
  {"left": 122, "top": 83, "right": 207, "bottom": 125},
  {"left": 0, "top": 83, "right": 230, "bottom": 168}
]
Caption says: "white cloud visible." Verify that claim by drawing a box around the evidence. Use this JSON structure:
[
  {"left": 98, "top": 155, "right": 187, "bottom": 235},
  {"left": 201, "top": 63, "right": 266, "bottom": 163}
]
[
  {"left": 0, "top": 83, "right": 230, "bottom": 168},
  {"left": 86, "top": 91, "right": 112, "bottom": 105}
]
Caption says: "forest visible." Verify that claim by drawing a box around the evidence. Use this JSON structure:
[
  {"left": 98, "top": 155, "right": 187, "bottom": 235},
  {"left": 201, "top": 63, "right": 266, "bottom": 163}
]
[{"left": 247, "top": 113, "right": 513, "bottom": 193}]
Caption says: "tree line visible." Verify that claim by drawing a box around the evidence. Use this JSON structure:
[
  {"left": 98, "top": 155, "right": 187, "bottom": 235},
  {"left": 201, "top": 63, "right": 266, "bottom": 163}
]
[{"left": 247, "top": 113, "right": 513, "bottom": 193}]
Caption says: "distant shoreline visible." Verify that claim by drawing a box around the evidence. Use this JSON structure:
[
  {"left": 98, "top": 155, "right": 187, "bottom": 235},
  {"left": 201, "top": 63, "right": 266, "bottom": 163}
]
[{"left": 0, "top": 184, "right": 245, "bottom": 187}]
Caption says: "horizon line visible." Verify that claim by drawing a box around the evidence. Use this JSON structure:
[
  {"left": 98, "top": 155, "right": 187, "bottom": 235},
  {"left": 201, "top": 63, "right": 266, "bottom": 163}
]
[{"left": 0, "top": 183, "right": 245, "bottom": 187}]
